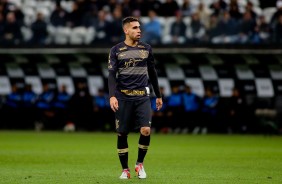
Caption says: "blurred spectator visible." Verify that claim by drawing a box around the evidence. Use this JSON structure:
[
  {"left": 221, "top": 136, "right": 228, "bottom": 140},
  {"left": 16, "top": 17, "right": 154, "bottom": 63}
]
[
  {"left": 255, "top": 15, "right": 271, "bottom": 43},
  {"left": 168, "top": 11, "right": 187, "bottom": 44},
  {"left": 180, "top": 0, "right": 195, "bottom": 17},
  {"left": 93, "top": 88, "right": 112, "bottom": 131},
  {"left": 194, "top": 87, "right": 219, "bottom": 134},
  {"left": 82, "top": 4, "right": 98, "bottom": 28},
  {"left": 228, "top": 1, "right": 243, "bottom": 22},
  {"left": 151, "top": 86, "right": 168, "bottom": 133},
  {"left": 53, "top": 84, "right": 72, "bottom": 130},
  {"left": 237, "top": 11, "right": 257, "bottom": 44},
  {"left": 108, "top": 5, "right": 124, "bottom": 44},
  {"left": 196, "top": 2, "right": 211, "bottom": 29},
  {"left": 69, "top": 82, "right": 94, "bottom": 131},
  {"left": 91, "top": 9, "right": 112, "bottom": 44},
  {"left": 129, "top": 0, "right": 147, "bottom": 16},
  {"left": 35, "top": 83, "right": 56, "bottom": 131},
  {"left": 0, "top": 11, "right": 22, "bottom": 46},
  {"left": 273, "top": 14, "right": 282, "bottom": 43},
  {"left": 182, "top": 85, "right": 201, "bottom": 134},
  {"left": 144, "top": 0, "right": 162, "bottom": 16},
  {"left": 29, "top": 12, "right": 48, "bottom": 45},
  {"left": 66, "top": 1, "right": 83, "bottom": 28},
  {"left": 226, "top": 87, "right": 247, "bottom": 134},
  {"left": 159, "top": 0, "right": 179, "bottom": 17},
  {"left": 12, "top": 5, "right": 24, "bottom": 27},
  {"left": 209, "top": 0, "right": 227, "bottom": 16},
  {"left": 186, "top": 12, "right": 206, "bottom": 44},
  {"left": 142, "top": 10, "right": 162, "bottom": 45},
  {"left": 0, "top": 0, "right": 13, "bottom": 18},
  {"left": 0, "top": 13, "right": 4, "bottom": 35},
  {"left": 50, "top": 3, "right": 68, "bottom": 27},
  {"left": 211, "top": 11, "right": 239, "bottom": 44},
  {"left": 245, "top": 1, "right": 257, "bottom": 21},
  {"left": 166, "top": 85, "right": 184, "bottom": 133},
  {"left": 2, "top": 83, "right": 22, "bottom": 129},
  {"left": 206, "top": 13, "right": 220, "bottom": 41},
  {"left": 270, "top": 0, "right": 282, "bottom": 29},
  {"left": 22, "top": 84, "right": 37, "bottom": 129}
]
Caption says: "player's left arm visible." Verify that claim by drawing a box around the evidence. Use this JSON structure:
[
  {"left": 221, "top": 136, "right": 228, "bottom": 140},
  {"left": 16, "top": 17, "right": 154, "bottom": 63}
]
[{"left": 147, "top": 46, "right": 163, "bottom": 110}]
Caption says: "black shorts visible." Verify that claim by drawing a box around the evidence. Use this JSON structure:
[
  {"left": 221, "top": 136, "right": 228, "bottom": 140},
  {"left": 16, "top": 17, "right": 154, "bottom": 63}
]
[{"left": 115, "top": 98, "right": 152, "bottom": 134}]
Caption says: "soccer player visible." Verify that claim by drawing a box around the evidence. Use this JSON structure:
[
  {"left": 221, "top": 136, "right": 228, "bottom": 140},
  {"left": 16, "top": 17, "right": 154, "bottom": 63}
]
[{"left": 108, "top": 16, "right": 163, "bottom": 179}]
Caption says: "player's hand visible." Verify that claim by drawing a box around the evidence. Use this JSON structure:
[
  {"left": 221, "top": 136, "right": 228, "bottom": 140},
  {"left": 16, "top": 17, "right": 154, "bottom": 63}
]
[
  {"left": 156, "top": 98, "right": 163, "bottom": 111},
  {"left": 110, "top": 96, "right": 119, "bottom": 112}
]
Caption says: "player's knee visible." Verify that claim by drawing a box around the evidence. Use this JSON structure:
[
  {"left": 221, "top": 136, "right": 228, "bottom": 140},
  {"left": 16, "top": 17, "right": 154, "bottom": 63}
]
[{"left": 140, "top": 127, "right": 150, "bottom": 136}]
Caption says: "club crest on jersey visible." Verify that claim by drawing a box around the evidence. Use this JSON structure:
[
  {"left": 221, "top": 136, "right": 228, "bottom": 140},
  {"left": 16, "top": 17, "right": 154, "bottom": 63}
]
[
  {"left": 139, "top": 50, "right": 148, "bottom": 59},
  {"left": 119, "top": 46, "right": 127, "bottom": 51}
]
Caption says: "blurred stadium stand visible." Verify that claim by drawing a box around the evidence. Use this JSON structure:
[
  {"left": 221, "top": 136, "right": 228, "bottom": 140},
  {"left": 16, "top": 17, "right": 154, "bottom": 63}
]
[{"left": 0, "top": 0, "right": 281, "bottom": 46}]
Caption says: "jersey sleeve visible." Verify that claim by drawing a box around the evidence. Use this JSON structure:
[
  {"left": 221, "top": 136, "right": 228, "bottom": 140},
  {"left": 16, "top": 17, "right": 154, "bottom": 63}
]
[
  {"left": 108, "top": 47, "right": 118, "bottom": 98},
  {"left": 146, "top": 45, "right": 161, "bottom": 98},
  {"left": 146, "top": 45, "right": 156, "bottom": 69}
]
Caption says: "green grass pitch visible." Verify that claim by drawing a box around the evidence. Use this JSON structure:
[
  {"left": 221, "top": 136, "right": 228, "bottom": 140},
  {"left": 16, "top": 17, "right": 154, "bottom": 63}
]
[{"left": 0, "top": 131, "right": 282, "bottom": 184}]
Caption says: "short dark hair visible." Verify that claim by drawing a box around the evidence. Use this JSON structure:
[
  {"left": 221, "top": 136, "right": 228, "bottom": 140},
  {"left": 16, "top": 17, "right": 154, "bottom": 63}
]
[{"left": 122, "top": 16, "right": 139, "bottom": 27}]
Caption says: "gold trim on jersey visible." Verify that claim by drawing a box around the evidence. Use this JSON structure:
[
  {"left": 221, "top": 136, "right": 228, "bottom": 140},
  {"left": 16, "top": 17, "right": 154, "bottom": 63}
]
[
  {"left": 120, "top": 89, "right": 145, "bottom": 96},
  {"left": 137, "top": 45, "right": 145, "bottom": 48},
  {"left": 119, "top": 46, "right": 127, "bottom": 51}
]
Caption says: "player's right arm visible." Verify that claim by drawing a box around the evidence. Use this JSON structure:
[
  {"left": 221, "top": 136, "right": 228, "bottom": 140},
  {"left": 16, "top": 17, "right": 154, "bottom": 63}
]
[{"left": 108, "top": 47, "right": 119, "bottom": 112}]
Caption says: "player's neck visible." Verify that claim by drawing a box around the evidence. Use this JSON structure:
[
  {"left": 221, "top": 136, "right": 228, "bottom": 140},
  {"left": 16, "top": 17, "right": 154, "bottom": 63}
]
[{"left": 124, "top": 39, "right": 138, "bottom": 47}]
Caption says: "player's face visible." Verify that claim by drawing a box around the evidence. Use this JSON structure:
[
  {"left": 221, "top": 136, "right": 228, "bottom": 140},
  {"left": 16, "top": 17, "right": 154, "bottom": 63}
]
[{"left": 124, "top": 21, "right": 141, "bottom": 41}]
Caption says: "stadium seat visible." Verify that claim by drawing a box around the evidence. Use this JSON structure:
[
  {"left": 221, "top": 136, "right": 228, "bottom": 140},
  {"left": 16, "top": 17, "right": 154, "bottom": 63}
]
[
  {"left": 184, "top": 78, "right": 205, "bottom": 97},
  {"left": 68, "top": 63, "right": 87, "bottom": 77},
  {"left": 165, "top": 63, "right": 186, "bottom": 80},
  {"left": 84, "top": 27, "right": 96, "bottom": 45},
  {"left": 218, "top": 79, "right": 235, "bottom": 97},
  {"left": 199, "top": 65, "right": 218, "bottom": 80},
  {"left": 0, "top": 76, "right": 11, "bottom": 95},
  {"left": 157, "top": 77, "right": 171, "bottom": 96},
  {"left": 6, "top": 63, "right": 24, "bottom": 78},
  {"left": 69, "top": 27, "right": 87, "bottom": 45},
  {"left": 87, "top": 76, "right": 104, "bottom": 96},
  {"left": 255, "top": 78, "right": 274, "bottom": 98},
  {"left": 262, "top": 7, "right": 277, "bottom": 23},
  {"left": 25, "top": 76, "right": 43, "bottom": 94},
  {"left": 21, "top": 27, "right": 33, "bottom": 42},
  {"left": 22, "top": 7, "right": 36, "bottom": 26},
  {"left": 53, "top": 27, "right": 71, "bottom": 45},
  {"left": 56, "top": 76, "right": 75, "bottom": 95},
  {"left": 37, "top": 63, "right": 56, "bottom": 78}
]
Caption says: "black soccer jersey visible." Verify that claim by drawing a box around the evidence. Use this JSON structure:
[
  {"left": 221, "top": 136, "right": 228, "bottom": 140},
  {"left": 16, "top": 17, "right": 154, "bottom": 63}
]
[{"left": 108, "top": 41, "right": 157, "bottom": 100}]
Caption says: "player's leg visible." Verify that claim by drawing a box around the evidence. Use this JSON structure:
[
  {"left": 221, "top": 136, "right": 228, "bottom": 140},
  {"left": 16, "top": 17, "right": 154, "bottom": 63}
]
[
  {"left": 134, "top": 98, "right": 151, "bottom": 179},
  {"left": 117, "top": 133, "right": 130, "bottom": 179},
  {"left": 116, "top": 100, "right": 133, "bottom": 179}
]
